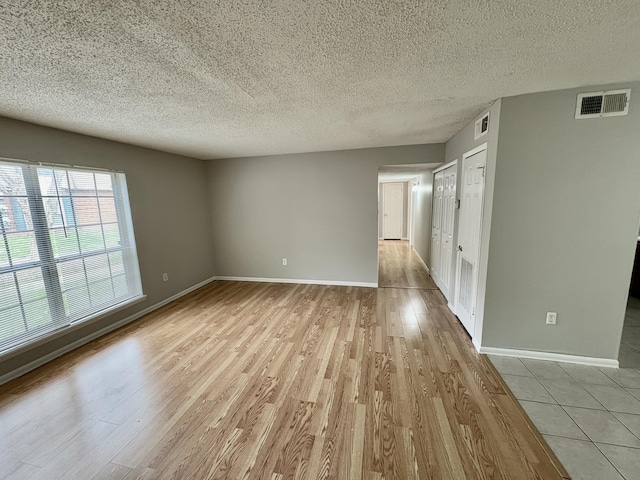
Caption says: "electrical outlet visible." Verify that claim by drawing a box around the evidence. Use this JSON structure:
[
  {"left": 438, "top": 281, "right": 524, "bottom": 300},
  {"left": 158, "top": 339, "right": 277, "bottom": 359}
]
[
  {"left": 546, "top": 312, "right": 557, "bottom": 325},
  {"left": 282, "top": 258, "right": 287, "bottom": 266},
  {"left": 163, "top": 273, "right": 168, "bottom": 282}
]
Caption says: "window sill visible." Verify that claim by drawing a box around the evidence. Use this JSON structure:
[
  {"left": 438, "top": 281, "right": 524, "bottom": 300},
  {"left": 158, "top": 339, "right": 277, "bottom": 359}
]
[{"left": 0, "top": 295, "right": 147, "bottom": 363}]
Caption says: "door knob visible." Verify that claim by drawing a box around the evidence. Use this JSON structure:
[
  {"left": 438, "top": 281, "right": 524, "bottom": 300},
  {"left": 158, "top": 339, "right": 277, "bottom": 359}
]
[{"left": 458, "top": 245, "right": 462, "bottom": 252}]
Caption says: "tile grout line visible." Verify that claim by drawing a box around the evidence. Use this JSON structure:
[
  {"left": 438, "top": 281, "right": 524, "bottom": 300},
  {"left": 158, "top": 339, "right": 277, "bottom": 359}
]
[
  {"left": 592, "top": 442, "right": 631, "bottom": 480},
  {"left": 493, "top": 355, "right": 640, "bottom": 479}
]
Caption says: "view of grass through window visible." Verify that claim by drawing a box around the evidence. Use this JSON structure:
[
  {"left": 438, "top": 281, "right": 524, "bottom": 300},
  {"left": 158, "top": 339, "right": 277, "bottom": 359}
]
[{"left": 0, "top": 161, "right": 142, "bottom": 352}]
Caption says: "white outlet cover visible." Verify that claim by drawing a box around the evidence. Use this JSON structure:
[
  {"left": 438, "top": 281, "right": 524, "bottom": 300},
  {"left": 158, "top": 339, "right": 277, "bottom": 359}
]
[{"left": 546, "top": 312, "right": 557, "bottom": 325}]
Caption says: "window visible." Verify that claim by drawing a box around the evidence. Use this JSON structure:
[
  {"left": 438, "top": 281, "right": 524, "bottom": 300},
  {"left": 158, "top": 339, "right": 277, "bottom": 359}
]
[{"left": 0, "top": 160, "right": 143, "bottom": 353}]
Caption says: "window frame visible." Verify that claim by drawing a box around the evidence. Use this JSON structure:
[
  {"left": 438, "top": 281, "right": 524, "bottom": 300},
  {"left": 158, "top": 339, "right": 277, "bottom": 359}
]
[{"left": 0, "top": 158, "right": 145, "bottom": 357}]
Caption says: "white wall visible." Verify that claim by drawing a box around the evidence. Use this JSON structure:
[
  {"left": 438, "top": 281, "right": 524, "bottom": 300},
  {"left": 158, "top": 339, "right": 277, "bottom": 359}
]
[{"left": 208, "top": 144, "right": 445, "bottom": 285}]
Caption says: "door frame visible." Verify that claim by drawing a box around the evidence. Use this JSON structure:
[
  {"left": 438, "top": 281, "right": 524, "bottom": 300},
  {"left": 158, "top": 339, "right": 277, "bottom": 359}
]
[
  {"left": 453, "top": 143, "right": 488, "bottom": 339},
  {"left": 432, "top": 159, "right": 458, "bottom": 175}
]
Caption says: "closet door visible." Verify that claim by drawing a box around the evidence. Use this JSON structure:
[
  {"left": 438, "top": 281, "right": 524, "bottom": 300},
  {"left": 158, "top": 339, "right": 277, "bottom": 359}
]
[
  {"left": 430, "top": 171, "right": 444, "bottom": 282},
  {"left": 455, "top": 148, "right": 487, "bottom": 336},
  {"left": 440, "top": 165, "right": 457, "bottom": 298}
]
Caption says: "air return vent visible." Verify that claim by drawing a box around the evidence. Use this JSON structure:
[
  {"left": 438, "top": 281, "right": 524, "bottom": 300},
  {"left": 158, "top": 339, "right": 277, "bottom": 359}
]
[
  {"left": 575, "top": 89, "right": 630, "bottom": 119},
  {"left": 474, "top": 112, "right": 489, "bottom": 140}
]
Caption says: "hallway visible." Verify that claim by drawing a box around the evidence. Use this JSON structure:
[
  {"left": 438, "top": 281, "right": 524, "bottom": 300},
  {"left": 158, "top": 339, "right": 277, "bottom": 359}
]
[{"left": 378, "top": 240, "right": 437, "bottom": 289}]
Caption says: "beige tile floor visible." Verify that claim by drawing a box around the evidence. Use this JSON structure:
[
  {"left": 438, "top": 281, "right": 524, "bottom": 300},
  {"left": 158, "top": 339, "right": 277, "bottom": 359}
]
[{"left": 488, "top": 296, "right": 640, "bottom": 480}]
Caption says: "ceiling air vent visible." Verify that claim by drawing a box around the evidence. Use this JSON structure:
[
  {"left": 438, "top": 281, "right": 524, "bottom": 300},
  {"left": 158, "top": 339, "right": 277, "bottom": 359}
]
[
  {"left": 575, "top": 89, "right": 630, "bottom": 119},
  {"left": 474, "top": 112, "right": 489, "bottom": 140}
]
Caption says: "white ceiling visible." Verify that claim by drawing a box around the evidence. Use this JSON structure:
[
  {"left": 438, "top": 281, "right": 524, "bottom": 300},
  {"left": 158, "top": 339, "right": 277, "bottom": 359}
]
[{"left": 2, "top": 1, "right": 640, "bottom": 160}]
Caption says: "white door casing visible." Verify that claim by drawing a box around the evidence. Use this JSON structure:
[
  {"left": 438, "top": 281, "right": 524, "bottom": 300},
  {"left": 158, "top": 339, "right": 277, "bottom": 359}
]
[
  {"left": 455, "top": 147, "right": 487, "bottom": 336},
  {"left": 430, "top": 172, "right": 443, "bottom": 282},
  {"left": 382, "top": 182, "right": 404, "bottom": 239}
]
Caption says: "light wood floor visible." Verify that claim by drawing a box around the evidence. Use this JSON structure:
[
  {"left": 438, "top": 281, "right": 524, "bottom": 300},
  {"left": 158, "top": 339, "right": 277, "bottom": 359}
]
[
  {"left": 0, "top": 280, "right": 567, "bottom": 479},
  {"left": 378, "top": 241, "right": 437, "bottom": 289}
]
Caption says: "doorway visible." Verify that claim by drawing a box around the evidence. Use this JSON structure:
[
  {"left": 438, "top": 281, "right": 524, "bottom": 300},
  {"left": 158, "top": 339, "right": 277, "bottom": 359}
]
[
  {"left": 377, "top": 163, "right": 441, "bottom": 289},
  {"left": 619, "top": 221, "right": 640, "bottom": 369}
]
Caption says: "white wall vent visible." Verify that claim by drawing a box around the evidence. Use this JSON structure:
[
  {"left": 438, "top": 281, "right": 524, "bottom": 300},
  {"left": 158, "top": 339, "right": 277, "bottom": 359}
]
[
  {"left": 474, "top": 112, "right": 489, "bottom": 140},
  {"left": 575, "top": 89, "right": 631, "bottom": 119}
]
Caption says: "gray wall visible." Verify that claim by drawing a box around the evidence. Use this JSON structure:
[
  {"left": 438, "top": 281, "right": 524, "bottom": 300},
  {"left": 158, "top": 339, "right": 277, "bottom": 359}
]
[
  {"left": 208, "top": 144, "right": 445, "bottom": 285},
  {"left": 413, "top": 172, "right": 434, "bottom": 268},
  {"left": 483, "top": 83, "right": 640, "bottom": 359},
  {"left": 444, "top": 100, "right": 502, "bottom": 313},
  {"left": 0, "top": 116, "right": 215, "bottom": 378}
]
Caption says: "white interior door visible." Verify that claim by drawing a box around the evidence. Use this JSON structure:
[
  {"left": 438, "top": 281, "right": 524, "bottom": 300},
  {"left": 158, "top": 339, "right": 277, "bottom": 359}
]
[
  {"left": 430, "top": 172, "right": 443, "bottom": 281},
  {"left": 455, "top": 148, "right": 487, "bottom": 336},
  {"left": 382, "top": 182, "right": 403, "bottom": 239},
  {"left": 440, "top": 165, "right": 457, "bottom": 298}
]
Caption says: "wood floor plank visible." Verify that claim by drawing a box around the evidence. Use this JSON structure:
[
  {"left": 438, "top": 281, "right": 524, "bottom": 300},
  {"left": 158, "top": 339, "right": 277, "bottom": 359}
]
[
  {"left": 0, "top": 243, "right": 567, "bottom": 479},
  {"left": 378, "top": 240, "right": 437, "bottom": 289}
]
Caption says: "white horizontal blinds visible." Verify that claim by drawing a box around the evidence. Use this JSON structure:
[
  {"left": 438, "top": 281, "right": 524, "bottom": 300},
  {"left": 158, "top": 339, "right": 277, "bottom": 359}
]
[
  {"left": 0, "top": 161, "right": 142, "bottom": 353},
  {"left": 0, "top": 164, "right": 54, "bottom": 349}
]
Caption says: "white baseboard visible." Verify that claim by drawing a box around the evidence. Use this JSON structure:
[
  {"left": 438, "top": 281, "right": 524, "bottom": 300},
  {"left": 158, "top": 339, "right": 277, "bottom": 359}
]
[
  {"left": 0, "top": 276, "right": 217, "bottom": 386},
  {"left": 479, "top": 346, "right": 619, "bottom": 369},
  {"left": 412, "top": 248, "right": 430, "bottom": 274},
  {"left": 214, "top": 276, "right": 377, "bottom": 288}
]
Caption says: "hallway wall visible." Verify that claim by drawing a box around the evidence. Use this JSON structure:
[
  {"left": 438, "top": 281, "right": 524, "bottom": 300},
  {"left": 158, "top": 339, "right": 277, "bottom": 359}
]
[
  {"left": 483, "top": 82, "right": 640, "bottom": 360},
  {"left": 412, "top": 172, "right": 434, "bottom": 269},
  {"left": 444, "top": 99, "right": 502, "bottom": 341}
]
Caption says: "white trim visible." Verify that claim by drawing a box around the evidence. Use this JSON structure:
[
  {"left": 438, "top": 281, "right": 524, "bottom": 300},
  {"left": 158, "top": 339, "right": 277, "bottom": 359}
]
[
  {"left": 412, "top": 247, "right": 430, "bottom": 274},
  {"left": 474, "top": 112, "right": 490, "bottom": 140},
  {"left": 215, "top": 276, "right": 377, "bottom": 288},
  {"left": 433, "top": 159, "right": 458, "bottom": 174},
  {"left": 0, "top": 155, "right": 124, "bottom": 174},
  {"left": 479, "top": 346, "right": 619, "bottom": 369},
  {"left": 0, "top": 276, "right": 217, "bottom": 386},
  {"left": 463, "top": 142, "right": 489, "bottom": 159}
]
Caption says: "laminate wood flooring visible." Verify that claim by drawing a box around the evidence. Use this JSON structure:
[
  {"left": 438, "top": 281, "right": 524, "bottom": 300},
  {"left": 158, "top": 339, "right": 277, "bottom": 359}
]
[
  {"left": 378, "top": 241, "right": 437, "bottom": 289},
  {"left": 0, "top": 280, "right": 567, "bottom": 479}
]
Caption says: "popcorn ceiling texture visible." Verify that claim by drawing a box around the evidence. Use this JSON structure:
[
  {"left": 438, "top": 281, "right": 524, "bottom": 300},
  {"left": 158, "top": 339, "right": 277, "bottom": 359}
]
[{"left": 1, "top": 1, "right": 639, "bottom": 159}]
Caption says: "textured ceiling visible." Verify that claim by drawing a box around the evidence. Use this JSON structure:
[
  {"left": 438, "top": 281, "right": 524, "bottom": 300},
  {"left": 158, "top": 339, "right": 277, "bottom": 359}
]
[{"left": 2, "top": 1, "right": 640, "bottom": 160}]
